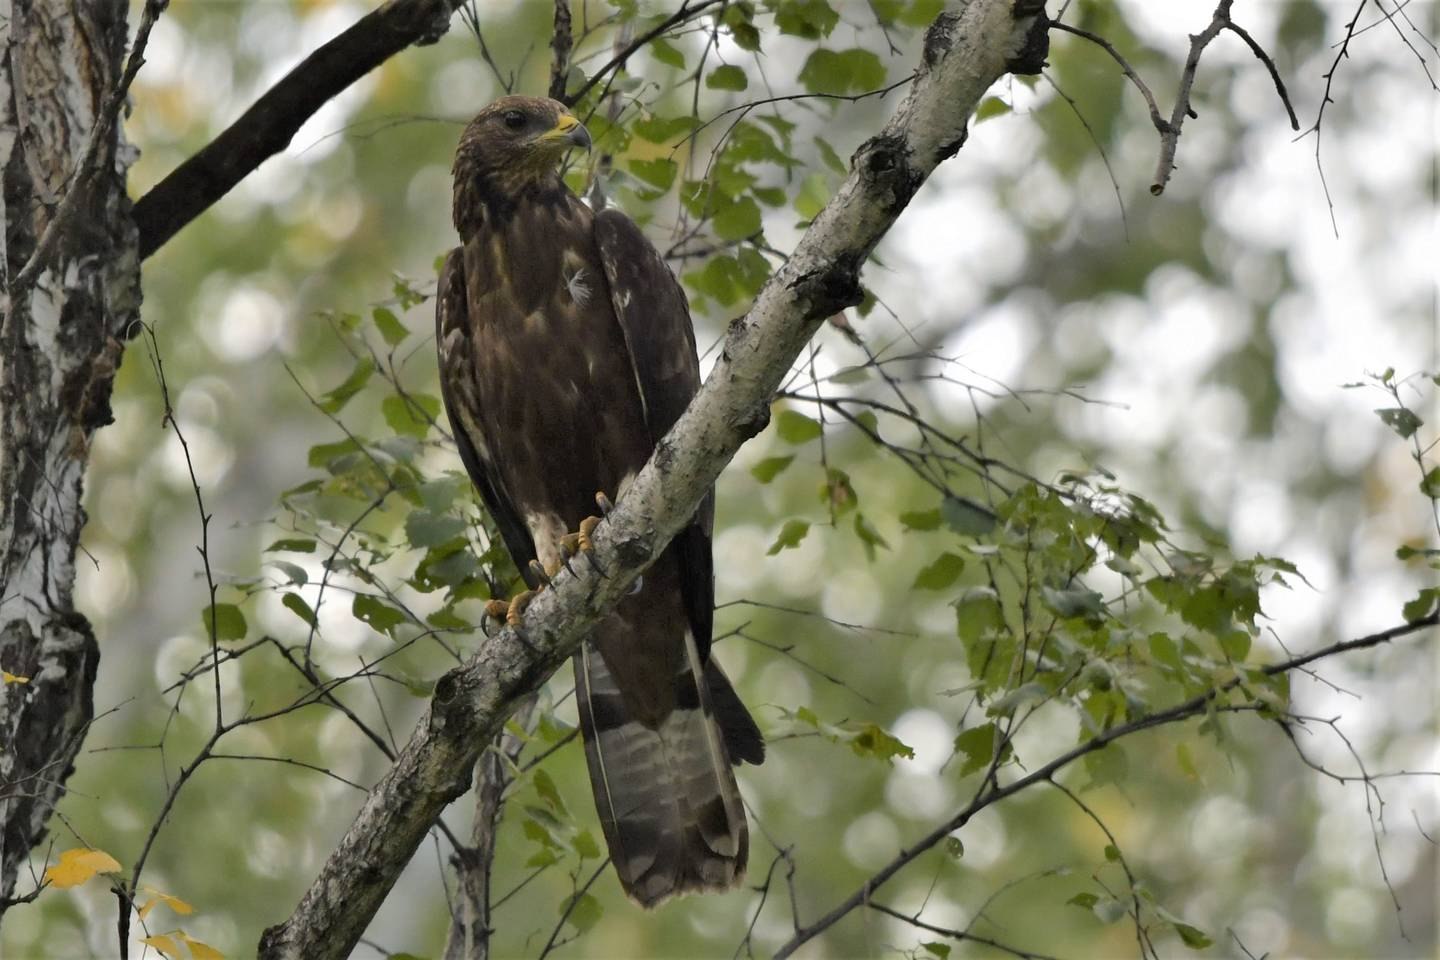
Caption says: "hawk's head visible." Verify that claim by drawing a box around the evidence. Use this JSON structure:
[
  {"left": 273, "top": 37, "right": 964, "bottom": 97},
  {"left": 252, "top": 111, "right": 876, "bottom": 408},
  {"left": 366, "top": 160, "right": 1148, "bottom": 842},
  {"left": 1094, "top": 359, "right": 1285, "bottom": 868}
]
[{"left": 455, "top": 95, "right": 591, "bottom": 189}]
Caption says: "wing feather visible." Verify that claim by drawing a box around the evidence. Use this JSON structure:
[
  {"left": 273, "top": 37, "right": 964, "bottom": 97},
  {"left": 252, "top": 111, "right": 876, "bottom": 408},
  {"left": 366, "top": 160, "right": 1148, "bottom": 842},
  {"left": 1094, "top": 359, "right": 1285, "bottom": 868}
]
[
  {"left": 435, "top": 247, "right": 539, "bottom": 585},
  {"left": 593, "top": 211, "right": 716, "bottom": 652}
]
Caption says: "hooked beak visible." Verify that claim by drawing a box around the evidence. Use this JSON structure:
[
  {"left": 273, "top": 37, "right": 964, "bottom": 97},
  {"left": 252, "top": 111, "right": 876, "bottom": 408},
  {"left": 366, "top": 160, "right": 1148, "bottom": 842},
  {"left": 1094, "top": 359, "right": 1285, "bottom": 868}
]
[{"left": 543, "top": 113, "right": 592, "bottom": 151}]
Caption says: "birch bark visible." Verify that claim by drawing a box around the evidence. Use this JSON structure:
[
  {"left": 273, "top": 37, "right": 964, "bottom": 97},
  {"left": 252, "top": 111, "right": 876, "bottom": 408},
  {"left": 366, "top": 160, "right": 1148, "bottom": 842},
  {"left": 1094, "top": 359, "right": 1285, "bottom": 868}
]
[{"left": 0, "top": 0, "right": 140, "bottom": 909}]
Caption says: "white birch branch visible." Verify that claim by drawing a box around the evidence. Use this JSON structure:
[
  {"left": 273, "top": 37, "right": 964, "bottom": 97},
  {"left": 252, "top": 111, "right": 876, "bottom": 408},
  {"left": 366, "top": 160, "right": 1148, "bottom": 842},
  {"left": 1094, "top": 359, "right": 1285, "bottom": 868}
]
[{"left": 258, "top": 2, "right": 1043, "bottom": 955}]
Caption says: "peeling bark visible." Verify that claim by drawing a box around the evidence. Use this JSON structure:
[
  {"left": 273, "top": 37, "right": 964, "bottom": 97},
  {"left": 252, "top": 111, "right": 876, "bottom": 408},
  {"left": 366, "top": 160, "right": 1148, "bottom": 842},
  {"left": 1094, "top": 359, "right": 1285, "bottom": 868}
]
[
  {"left": 0, "top": 0, "right": 140, "bottom": 910},
  {"left": 260, "top": 1, "right": 1026, "bottom": 955}
]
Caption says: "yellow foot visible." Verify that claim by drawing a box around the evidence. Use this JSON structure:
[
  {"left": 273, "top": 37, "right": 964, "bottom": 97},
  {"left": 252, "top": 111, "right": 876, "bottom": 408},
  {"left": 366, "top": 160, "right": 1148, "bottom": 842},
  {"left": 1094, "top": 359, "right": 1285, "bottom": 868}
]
[
  {"left": 484, "top": 588, "right": 537, "bottom": 629},
  {"left": 559, "top": 516, "right": 607, "bottom": 578}
]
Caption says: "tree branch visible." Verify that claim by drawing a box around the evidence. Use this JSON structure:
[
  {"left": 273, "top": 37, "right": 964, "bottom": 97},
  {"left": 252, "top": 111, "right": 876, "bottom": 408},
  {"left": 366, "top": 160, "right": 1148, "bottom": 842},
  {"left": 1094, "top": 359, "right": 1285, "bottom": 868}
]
[
  {"left": 442, "top": 698, "right": 535, "bottom": 960},
  {"left": 547, "top": 0, "right": 573, "bottom": 102},
  {"left": 256, "top": 3, "right": 1035, "bottom": 956},
  {"left": 131, "top": 0, "right": 463, "bottom": 260},
  {"left": 769, "top": 613, "right": 1439, "bottom": 958}
]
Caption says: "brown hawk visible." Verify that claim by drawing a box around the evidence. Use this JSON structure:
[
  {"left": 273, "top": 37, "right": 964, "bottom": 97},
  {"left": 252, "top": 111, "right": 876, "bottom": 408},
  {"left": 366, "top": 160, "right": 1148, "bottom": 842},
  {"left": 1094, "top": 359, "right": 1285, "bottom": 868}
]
[{"left": 436, "top": 95, "right": 764, "bottom": 906}]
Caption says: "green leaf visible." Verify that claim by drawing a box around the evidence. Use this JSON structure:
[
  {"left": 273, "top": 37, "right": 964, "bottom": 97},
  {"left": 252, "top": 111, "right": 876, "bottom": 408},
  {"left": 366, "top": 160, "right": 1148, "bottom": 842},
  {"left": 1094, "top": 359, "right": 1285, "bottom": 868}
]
[
  {"left": 266, "top": 538, "right": 316, "bottom": 554},
  {"left": 1067, "top": 892, "right": 1099, "bottom": 910},
  {"left": 382, "top": 393, "right": 441, "bottom": 439},
  {"left": 847, "top": 722, "right": 913, "bottom": 762},
  {"left": 353, "top": 594, "right": 406, "bottom": 635},
  {"left": 1420, "top": 467, "right": 1440, "bottom": 499},
  {"left": 975, "top": 96, "right": 1011, "bottom": 122},
  {"left": 627, "top": 157, "right": 677, "bottom": 190},
  {"left": 319, "top": 358, "right": 375, "bottom": 414},
  {"left": 201, "top": 603, "right": 247, "bottom": 642},
  {"left": 1103, "top": 843, "right": 1120, "bottom": 862},
  {"left": 767, "top": 518, "right": 811, "bottom": 555},
  {"left": 406, "top": 510, "right": 466, "bottom": 548},
  {"left": 921, "top": 943, "right": 951, "bottom": 960},
  {"left": 282, "top": 592, "right": 317, "bottom": 628},
  {"left": 722, "top": 3, "right": 762, "bottom": 49},
  {"left": 562, "top": 892, "right": 602, "bottom": 933},
  {"left": 821, "top": 467, "right": 857, "bottom": 515},
  {"left": 1375, "top": 406, "right": 1422, "bottom": 438},
  {"left": 1172, "top": 922, "right": 1214, "bottom": 949},
  {"left": 706, "top": 64, "right": 748, "bottom": 91},
  {"left": 418, "top": 476, "right": 465, "bottom": 513},
  {"left": 954, "top": 722, "right": 1005, "bottom": 776},
  {"left": 372, "top": 307, "right": 408, "bottom": 346},
  {"left": 1148, "top": 632, "right": 1182, "bottom": 670},
  {"left": 853, "top": 513, "right": 889, "bottom": 559},
  {"left": 954, "top": 587, "right": 1004, "bottom": 646},
  {"left": 815, "top": 136, "right": 848, "bottom": 174},
  {"left": 750, "top": 455, "right": 795, "bottom": 483},
  {"left": 941, "top": 496, "right": 996, "bottom": 536},
  {"left": 633, "top": 115, "right": 694, "bottom": 144},
  {"left": 713, "top": 194, "right": 762, "bottom": 240},
  {"left": 1176, "top": 742, "right": 1199, "bottom": 780},
  {"left": 776, "top": 409, "right": 823, "bottom": 444},
  {"left": 775, "top": 0, "right": 839, "bottom": 38},
  {"left": 987, "top": 681, "right": 1049, "bottom": 716},
  {"left": 798, "top": 48, "right": 886, "bottom": 95},
  {"left": 649, "top": 38, "right": 685, "bottom": 69},
  {"left": 1402, "top": 587, "right": 1438, "bottom": 622},
  {"left": 533, "top": 768, "right": 567, "bottom": 814},
  {"left": 574, "top": 829, "right": 601, "bottom": 860},
  {"left": 268, "top": 560, "right": 309, "bottom": 587},
  {"left": 913, "top": 552, "right": 965, "bottom": 591},
  {"left": 1219, "top": 628, "right": 1251, "bottom": 661},
  {"left": 1083, "top": 743, "right": 1128, "bottom": 787},
  {"left": 793, "top": 172, "right": 830, "bottom": 220},
  {"left": 1041, "top": 584, "right": 1105, "bottom": 622},
  {"left": 900, "top": 0, "right": 945, "bottom": 26},
  {"left": 900, "top": 508, "right": 942, "bottom": 531},
  {"left": 308, "top": 438, "right": 363, "bottom": 470}
]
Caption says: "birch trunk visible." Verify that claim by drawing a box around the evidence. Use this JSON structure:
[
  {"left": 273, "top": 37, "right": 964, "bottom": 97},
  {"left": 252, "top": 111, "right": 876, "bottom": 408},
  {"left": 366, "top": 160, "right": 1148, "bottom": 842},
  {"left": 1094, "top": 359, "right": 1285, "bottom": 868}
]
[{"left": 0, "top": 0, "right": 140, "bottom": 908}]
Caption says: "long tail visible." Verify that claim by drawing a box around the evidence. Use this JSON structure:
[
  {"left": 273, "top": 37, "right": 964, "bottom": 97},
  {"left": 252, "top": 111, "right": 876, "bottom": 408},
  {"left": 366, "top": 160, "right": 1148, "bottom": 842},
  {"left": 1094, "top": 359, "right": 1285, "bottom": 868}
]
[{"left": 573, "top": 634, "right": 751, "bottom": 907}]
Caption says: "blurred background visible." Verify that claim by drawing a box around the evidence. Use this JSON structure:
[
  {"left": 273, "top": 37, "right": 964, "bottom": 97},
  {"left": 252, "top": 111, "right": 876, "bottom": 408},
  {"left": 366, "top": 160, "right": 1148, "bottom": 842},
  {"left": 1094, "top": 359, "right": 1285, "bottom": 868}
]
[{"left": 4, "top": 0, "right": 1436, "bottom": 957}]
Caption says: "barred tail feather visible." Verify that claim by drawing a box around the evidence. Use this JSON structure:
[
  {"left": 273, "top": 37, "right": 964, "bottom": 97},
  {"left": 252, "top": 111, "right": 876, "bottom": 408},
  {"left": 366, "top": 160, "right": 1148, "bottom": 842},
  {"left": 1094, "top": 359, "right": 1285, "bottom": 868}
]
[{"left": 574, "top": 638, "right": 749, "bottom": 907}]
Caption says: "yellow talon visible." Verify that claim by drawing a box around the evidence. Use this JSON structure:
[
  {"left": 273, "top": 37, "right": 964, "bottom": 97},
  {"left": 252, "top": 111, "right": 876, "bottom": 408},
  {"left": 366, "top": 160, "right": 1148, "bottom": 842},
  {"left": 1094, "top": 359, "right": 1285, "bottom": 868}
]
[
  {"left": 484, "top": 586, "right": 539, "bottom": 629},
  {"left": 578, "top": 515, "right": 601, "bottom": 552},
  {"left": 506, "top": 589, "right": 536, "bottom": 626}
]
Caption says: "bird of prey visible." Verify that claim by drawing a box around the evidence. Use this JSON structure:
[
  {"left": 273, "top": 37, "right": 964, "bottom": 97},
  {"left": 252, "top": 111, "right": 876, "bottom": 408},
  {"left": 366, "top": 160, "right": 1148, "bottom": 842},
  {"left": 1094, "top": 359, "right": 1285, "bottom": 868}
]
[{"left": 435, "top": 95, "right": 764, "bottom": 906}]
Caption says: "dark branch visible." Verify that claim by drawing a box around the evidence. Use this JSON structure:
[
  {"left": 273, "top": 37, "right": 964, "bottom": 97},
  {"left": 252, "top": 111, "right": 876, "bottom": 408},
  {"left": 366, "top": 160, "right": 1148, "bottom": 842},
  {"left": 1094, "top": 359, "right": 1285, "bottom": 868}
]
[
  {"left": 548, "top": 0, "right": 574, "bottom": 101},
  {"left": 561, "top": 0, "right": 723, "bottom": 107},
  {"left": 132, "top": 0, "right": 463, "bottom": 260}
]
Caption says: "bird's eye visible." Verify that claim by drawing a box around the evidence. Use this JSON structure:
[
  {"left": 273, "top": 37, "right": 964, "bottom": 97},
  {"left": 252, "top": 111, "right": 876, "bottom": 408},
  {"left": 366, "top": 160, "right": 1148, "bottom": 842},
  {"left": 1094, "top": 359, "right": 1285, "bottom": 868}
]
[{"left": 502, "top": 110, "right": 525, "bottom": 130}]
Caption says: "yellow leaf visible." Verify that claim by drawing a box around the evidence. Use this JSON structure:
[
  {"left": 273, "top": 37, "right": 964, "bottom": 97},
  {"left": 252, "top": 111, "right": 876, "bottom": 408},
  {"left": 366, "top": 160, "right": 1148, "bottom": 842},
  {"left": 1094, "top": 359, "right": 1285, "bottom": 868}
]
[
  {"left": 139, "top": 934, "right": 183, "bottom": 959},
  {"left": 44, "top": 847, "right": 122, "bottom": 888},
  {"left": 138, "top": 886, "right": 194, "bottom": 919},
  {"left": 180, "top": 933, "right": 225, "bottom": 959},
  {"left": 1, "top": 671, "right": 29, "bottom": 684}
]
